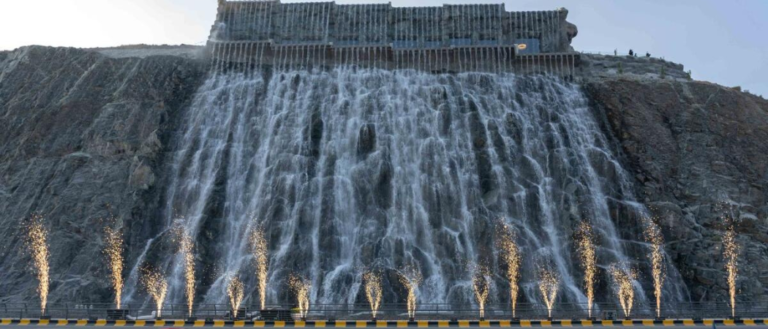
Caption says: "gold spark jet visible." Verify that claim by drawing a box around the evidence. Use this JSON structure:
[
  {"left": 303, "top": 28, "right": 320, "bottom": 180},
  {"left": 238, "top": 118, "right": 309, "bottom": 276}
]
[
  {"left": 576, "top": 221, "right": 597, "bottom": 319},
  {"left": 364, "top": 270, "right": 383, "bottom": 319},
  {"left": 289, "top": 275, "right": 311, "bottom": 320},
  {"left": 472, "top": 265, "right": 491, "bottom": 320},
  {"left": 723, "top": 226, "right": 739, "bottom": 318},
  {"left": 179, "top": 230, "right": 196, "bottom": 317},
  {"left": 26, "top": 215, "right": 50, "bottom": 316},
  {"left": 398, "top": 266, "right": 422, "bottom": 320},
  {"left": 104, "top": 226, "right": 124, "bottom": 309},
  {"left": 250, "top": 225, "right": 269, "bottom": 310},
  {"left": 497, "top": 222, "right": 521, "bottom": 318},
  {"left": 537, "top": 266, "right": 559, "bottom": 319},
  {"left": 609, "top": 265, "right": 636, "bottom": 318},
  {"left": 227, "top": 276, "right": 245, "bottom": 318},
  {"left": 141, "top": 267, "right": 168, "bottom": 318},
  {"left": 644, "top": 221, "right": 665, "bottom": 318}
]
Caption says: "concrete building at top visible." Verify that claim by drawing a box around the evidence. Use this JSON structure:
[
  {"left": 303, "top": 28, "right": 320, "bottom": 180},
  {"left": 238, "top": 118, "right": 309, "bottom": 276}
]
[{"left": 207, "top": 0, "right": 580, "bottom": 73}]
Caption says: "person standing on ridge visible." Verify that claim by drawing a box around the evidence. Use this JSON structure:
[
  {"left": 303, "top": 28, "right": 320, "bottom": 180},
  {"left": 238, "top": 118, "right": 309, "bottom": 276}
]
[{"left": 629, "top": 49, "right": 634, "bottom": 56}]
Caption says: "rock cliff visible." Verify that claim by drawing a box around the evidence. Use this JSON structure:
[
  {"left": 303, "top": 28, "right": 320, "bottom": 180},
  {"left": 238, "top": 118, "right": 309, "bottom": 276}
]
[
  {"left": 0, "top": 46, "right": 204, "bottom": 303},
  {"left": 585, "top": 77, "right": 768, "bottom": 303}
]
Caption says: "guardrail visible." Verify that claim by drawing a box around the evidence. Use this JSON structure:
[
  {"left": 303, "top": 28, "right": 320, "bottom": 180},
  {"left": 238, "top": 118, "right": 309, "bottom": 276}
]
[{"left": 0, "top": 302, "right": 765, "bottom": 321}]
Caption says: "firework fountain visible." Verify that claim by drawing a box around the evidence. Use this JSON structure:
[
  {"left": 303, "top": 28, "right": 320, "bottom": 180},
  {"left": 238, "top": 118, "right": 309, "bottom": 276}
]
[
  {"left": 644, "top": 221, "right": 665, "bottom": 319},
  {"left": 610, "top": 265, "right": 636, "bottom": 319},
  {"left": 537, "top": 266, "right": 559, "bottom": 320},
  {"left": 723, "top": 226, "right": 739, "bottom": 318},
  {"left": 178, "top": 229, "right": 196, "bottom": 317},
  {"left": 497, "top": 222, "right": 521, "bottom": 319},
  {"left": 141, "top": 267, "right": 168, "bottom": 319},
  {"left": 472, "top": 265, "right": 491, "bottom": 321},
  {"left": 250, "top": 225, "right": 269, "bottom": 310},
  {"left": 227, "top": 277, "right": 245, "bottom": 318},
  {"left": 576, "top": 221, "right": 597, "bottom": 319},
  {"left": 289, "top": 275, "right": 311, "bottom": 321},
  {"left": 398, "top": 266, "right": 422, "bottom": 321},
  {"left": 26, "top": 215, "right": 50, "bottom": 317},
  {"left": 103, "top": 226, "right": 124, "bottom": 310},
  {"left": 363, "top": 271, "right": 383, "bottom": 320}
]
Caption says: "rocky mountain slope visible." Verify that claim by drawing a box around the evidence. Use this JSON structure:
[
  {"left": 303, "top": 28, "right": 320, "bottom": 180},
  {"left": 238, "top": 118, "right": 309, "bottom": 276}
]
[
  {"left": 0, "top": 45, "right": 765, "bottom": 305},
  {"left": 0, "top": 46, "right": 204, "bottom": 303},
  {"left": 585, "top": 77, "right": 768, "bottom": 302}
]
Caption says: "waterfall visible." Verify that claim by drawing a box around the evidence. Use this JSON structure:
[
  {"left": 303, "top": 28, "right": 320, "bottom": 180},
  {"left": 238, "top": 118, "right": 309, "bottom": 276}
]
[{"left": 124, "top": 67, "right": 688, "bottom": 310}]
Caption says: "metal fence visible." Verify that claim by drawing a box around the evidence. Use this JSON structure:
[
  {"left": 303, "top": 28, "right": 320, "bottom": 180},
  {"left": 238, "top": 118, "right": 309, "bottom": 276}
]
[{"left": 0, "top": 302, "right": 765, "bottom": 321}]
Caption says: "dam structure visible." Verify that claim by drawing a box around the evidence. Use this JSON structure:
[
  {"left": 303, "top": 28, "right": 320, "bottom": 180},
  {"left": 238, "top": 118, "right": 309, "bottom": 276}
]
[
  {"left": 207, "top": 0, "right": 580, "bottom": 75},
  {"left": 111, "top": 0, "right": 692, "bottom": 317}
]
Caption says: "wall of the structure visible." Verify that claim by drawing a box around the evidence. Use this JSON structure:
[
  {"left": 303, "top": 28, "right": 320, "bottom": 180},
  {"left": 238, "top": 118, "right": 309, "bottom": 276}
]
[{"left": 209, "top": 1, "right": 575, "bottom": 53}]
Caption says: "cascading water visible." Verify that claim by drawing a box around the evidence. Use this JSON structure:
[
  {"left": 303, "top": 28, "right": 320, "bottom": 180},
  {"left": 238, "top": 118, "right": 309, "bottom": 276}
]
[{"left": 125, "top": 66, "right": 689, "bottom": 310}]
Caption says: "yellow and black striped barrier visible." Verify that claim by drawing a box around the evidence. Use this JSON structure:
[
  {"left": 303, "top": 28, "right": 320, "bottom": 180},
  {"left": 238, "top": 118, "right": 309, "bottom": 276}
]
[{"left": 1, "top": 319, "right": 767, "bottom": 327}]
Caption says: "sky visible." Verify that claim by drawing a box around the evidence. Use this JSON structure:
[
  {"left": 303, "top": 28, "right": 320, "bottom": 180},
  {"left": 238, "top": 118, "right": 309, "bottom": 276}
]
[{"left": 0, "top": 0, "right": 766, "bottom": 96}]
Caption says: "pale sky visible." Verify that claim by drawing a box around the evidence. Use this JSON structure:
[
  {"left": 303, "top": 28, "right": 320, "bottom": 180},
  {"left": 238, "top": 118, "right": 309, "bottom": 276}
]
[{"left": 1, "top": 0, "right": 766, "bottom": 96}]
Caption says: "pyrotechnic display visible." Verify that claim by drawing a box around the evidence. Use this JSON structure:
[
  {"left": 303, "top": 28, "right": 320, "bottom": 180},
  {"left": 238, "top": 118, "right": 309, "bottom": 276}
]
[
  {"left": 289, "top": 275, "right": 311, "bottom": 320},
  {"left": 723, "top": 226, "right": 740, "bottom": 318},
  {"left": 576, "top": 221, "right": 597, "bottom": 319},
  {"left": 250, "top": 224, "right": 269, "bottom": 310},
  {"left": 363, "top": 270, "right": 383, "bottom": 319},
  {"left": 398, "top": 266, "right": 422, "bottom": 320},
  {"left": 179, "top": 229, "right": 196, "bottom": 317},
  {"left": 610, "top": 265, "right": 637, "bottom": 318},
  {"left": 472, "top": 265, "right": 491, "bottom": 320},
  {"left": 537, "top": 266, "right": 560, "bottom": 319},
  {"left": 227, "top": 276, "right": 245, "bottom": 316},
  {"left": 141, "top": 266, "right": 168, "bottom": 318},
  {"left": 26, "top": 215, "right": 50, "bottom": 316},
  {"left": 644, "top": 220, "right": 665, "bottom": 319},
  {"left": 103, "top": 225, "right": 124, "bottom": 310},
  {"left": 497, "top": 221, "right": 522, "bottom": 318}
]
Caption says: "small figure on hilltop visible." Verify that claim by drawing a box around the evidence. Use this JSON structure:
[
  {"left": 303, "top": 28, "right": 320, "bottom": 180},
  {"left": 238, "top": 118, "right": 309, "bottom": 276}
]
[
  {"left": 646, "top": 52, "right": 651, "bottom": 58},
  {"left": 628, "top": 49, "right": 634, "bottom": 57},
  {"left": 614, "top": 49, "right": 618, "bottom": 56}
]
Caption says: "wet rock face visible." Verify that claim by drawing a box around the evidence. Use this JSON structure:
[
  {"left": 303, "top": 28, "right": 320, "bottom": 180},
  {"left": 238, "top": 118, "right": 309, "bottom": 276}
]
[
  {"left": 0, "top": 46, "right": 204, "bottom": 303},
  {"left": 585, "top": 78, "right": 768, "bottom": 302}
]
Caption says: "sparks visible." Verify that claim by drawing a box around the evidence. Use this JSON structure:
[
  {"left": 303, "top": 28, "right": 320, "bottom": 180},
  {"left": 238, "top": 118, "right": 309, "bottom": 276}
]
[
  {"left": 609, "top": 264, "right": 637, "bottom": 318},
  {"left": 26, "top": 215, "right": 50, "bottom": 316},
  {"left": 472, "top": 265, "right": 491, "bottom": 320},
  {"left": 576, "top": 221, "right": 597, "bottom": 318},
  {"left": 289, "top": 274, "right": 311, "bottom": 320},
  {"left": 141, "top": 266, "right": 168, "bottom": 318},
  {"left": 363, "top": 270, "right": 383, "bottom": 319},
  {"left": 398, "top": 266, "right": 422, "bottom": 319},
  {"left": 103, "top": 225, "right": 124, "bottom": 309},
  {"left": 723, "top": 226, "right": 739, "bottom": 318},
  {"left": 537, "top": 266, "right": 559, "bottom": 319},
  {"left": 644, "top": 220, "right": 665, "bottom": 318},
  {"left": 250, "top": 225, "right": 269, "bottom": 310},
  {"left": 227, "top": 276, "right": 245, "bottom": 316},
  {"left": 179, "top": 229, "right": 196, "bottom": 317},
  {"left": 497, "top": 222, "right": 521, "bottom": 318}
]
